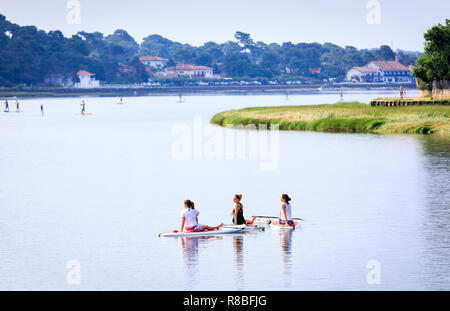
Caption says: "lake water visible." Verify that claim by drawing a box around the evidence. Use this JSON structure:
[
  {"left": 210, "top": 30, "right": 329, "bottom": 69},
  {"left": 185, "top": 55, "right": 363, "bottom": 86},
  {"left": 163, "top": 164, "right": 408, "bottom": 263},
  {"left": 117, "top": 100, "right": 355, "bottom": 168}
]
[{"left": 1, "top": 90, "right": 449, "bottom": 290}]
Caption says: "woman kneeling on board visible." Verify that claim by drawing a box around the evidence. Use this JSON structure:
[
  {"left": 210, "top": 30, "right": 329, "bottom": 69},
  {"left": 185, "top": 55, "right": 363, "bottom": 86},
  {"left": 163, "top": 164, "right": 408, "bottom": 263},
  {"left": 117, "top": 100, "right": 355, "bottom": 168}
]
[
  {"left": 279, "top": 194, "right": 294, "bottom": 229},
  {"left": 181, "top": 200, "right": 223, "bottom": 232}
]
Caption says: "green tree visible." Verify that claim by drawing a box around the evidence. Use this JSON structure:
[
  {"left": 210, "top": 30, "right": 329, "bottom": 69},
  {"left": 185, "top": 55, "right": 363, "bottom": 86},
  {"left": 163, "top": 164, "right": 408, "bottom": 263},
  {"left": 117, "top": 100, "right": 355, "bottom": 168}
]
[
  {"left": 139, "top": 34, "right": 181, "bottom": 58},
  {"left": 375, "top": 45, "right": 396, "bottom": 61},
  {"left": 234, "top": 31, "right": 255, "bottom": 50},
  {"left": 413, "top": 19, "right": 450, "bottom": 84},
  {"left": 171, "top": 45, "right": 197, "bottom": 64},
  {"left": 222, "top": 53, "right": 251, "bottom": 77},
  {"left": 104, "top": 29, "right": 139, "bottom": 62}
]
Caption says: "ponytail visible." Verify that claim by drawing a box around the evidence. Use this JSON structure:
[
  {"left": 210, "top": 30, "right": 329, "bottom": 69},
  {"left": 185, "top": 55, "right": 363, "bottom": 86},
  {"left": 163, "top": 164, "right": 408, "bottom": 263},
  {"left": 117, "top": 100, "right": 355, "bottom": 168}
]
[
  {"left": 184, "top": 199, "right": 195, "bottom": 210},
  {"left": 282, "top": 194, "right": 291, "bottom": 203}
]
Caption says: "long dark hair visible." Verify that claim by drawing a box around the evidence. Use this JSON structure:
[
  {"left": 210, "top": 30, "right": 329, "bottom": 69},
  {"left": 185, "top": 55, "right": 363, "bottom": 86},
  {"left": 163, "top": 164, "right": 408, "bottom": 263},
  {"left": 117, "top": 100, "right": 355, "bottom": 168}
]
[
  {"left": 282, "top": 194, "right": 291, "bottom": 203},
  {"left": 184, "top": 199, "right": 195, "bottom": 210}
]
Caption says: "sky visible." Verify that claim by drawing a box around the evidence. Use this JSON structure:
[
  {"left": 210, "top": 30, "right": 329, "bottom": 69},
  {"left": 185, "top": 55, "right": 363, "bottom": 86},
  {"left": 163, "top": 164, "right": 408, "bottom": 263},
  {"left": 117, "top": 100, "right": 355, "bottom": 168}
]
[{"left": 1, "top": 0, "right": 449, "bottom": 51}]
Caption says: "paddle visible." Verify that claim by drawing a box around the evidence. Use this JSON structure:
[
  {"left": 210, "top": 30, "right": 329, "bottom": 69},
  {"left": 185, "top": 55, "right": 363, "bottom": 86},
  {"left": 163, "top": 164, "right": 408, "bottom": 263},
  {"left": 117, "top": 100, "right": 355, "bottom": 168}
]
[{"left": 253, "top": 215, "right": 305, "bottom": 221}]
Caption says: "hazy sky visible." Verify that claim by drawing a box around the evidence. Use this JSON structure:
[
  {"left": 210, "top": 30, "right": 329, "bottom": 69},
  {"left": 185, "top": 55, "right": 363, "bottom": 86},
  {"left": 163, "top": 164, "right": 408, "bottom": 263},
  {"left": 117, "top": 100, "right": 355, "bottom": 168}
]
[{"left": 1, "top": 0, "right": 449, "bottom": 51}]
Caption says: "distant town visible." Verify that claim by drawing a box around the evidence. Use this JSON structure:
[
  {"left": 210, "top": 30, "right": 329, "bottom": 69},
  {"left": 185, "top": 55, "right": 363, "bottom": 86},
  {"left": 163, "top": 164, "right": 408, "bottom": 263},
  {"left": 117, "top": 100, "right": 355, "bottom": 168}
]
[
  {"left": 0, "top": 14, "right": 420, "bottom": 91},
  {"left": 70, "top": 54, "right": 416, "bottom": 90}
]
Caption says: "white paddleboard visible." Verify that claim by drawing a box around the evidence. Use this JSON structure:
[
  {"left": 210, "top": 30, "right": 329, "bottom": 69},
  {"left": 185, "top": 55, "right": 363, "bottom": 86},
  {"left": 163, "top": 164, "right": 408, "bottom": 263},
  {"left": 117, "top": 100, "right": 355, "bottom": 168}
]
[
  {"left": 159, "top": 227, "right": 244, "bottom": 238},
  {"left": 223, "top": 224, "right": 265, "bottom": 231}
]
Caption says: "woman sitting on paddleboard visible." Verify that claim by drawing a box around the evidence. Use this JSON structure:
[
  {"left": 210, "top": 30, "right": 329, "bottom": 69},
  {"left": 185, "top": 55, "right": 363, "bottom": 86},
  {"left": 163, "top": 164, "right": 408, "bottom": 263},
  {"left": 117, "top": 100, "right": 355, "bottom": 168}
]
[
  {"left": 279, "top": 194, "right": 294, "bottom": 228},
  {"left": 231, "top": 194, "right": 246, "bottom": 225},
  {"left": 181, "top": 200, "right": 223, "bottom": 232},
  {"left": 230, "top": 194, "right": 256, "bottom": 226}
]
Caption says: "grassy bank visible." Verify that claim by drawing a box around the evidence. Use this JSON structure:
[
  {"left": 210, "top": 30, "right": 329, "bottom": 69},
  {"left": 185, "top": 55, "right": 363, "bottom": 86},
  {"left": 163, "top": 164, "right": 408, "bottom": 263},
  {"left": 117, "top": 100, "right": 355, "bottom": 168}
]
[{"left": 211, "top": 102, "right": 450, "bottom": 135}]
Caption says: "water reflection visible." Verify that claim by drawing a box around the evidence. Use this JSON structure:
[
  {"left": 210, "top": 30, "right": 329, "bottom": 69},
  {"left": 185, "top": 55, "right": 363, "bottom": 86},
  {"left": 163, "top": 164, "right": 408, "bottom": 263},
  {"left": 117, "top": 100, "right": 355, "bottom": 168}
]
[
  {"left": 419, "top": 136, "right": 450, "bottom": 289},
  {"left": 279, "top": 230, "right": 293, "bottom": 287},
  {"left": 232, "top": 235, "right": 245, "bottom": 289},
  {"left": 179, "top": 236, "right": 222, "bottom": 287}
]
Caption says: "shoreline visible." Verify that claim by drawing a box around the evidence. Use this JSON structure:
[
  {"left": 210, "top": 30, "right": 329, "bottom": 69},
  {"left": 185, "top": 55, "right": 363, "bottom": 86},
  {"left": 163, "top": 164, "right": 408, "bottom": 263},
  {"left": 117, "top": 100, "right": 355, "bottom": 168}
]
[
  {"left": 210, "top": 102, "right": 450, "bottom": 135},
  {"left": 0, "top": 84, "right": 416, "bottom": 99}
]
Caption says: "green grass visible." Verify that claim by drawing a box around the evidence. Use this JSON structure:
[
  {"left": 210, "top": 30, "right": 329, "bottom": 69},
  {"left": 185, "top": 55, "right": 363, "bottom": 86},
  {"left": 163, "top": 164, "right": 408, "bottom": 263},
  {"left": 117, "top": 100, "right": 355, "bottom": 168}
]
[{"left": 211, "top": 102, "right": 450, "bottom": 135}]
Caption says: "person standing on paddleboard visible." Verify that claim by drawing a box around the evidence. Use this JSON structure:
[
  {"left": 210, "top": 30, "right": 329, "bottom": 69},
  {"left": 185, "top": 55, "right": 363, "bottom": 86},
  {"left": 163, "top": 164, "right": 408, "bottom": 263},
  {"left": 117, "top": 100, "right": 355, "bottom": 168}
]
[
  {"left": 4, "top": 99, "right": 9, "bottom": 112},
  {"left": 231, "top": 194, "right": 246, "bottom": 225},
  {"left": 40, "top": 104, "right": 44, "bottom": 116},
  {"left": 180, "top": 200, "right": 223, "bottom": 233},
  {"left": 399, "top": 85, "right": 405, "bottom": 99},
  {"left": 81, "top": 100, "right": 86, "bottom": 115},
  {"left": 279, "top": 194, "right": 294, "bottom": 229},
  {"left": 16, "top": 100, "right": 20, "bottom": 112}
]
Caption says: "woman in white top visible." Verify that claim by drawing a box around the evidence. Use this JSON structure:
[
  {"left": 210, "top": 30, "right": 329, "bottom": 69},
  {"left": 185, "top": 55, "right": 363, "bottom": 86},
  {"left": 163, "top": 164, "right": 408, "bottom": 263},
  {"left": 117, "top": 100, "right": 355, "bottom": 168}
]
[
  {"left": 279, "top": 194, "right": 294, "bottom": 228},
  {"left": 180, "top": 200, "right": 223, "bottom": 232}
]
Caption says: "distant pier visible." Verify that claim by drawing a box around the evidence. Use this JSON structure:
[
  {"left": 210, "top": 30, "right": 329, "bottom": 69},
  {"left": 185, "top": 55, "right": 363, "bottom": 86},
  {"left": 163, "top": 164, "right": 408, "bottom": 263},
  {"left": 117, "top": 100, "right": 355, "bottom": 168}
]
[{"left": 371, "top": 98, "right": 449, "bottom": 107}]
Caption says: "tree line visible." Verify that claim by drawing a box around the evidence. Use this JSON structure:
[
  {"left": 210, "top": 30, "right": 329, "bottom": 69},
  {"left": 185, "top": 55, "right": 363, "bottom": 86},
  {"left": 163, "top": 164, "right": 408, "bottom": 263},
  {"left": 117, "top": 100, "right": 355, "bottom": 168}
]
[{"left": 0, "top": 15, "right": 420, "bottom": 87}]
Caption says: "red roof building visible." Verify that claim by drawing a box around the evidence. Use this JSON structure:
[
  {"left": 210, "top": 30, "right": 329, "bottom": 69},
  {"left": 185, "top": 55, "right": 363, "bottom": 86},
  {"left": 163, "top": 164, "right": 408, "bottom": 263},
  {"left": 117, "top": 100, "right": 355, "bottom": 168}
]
[
  {"left": 75, "top": 70, "right": 100, "bottom": 88},
  {"left": 347, "top": 60, "right": 415, "bottom": 84},
  {"left": 166, "top": 65, "right": 213, "bottom": 71},
  {"left": 139, "top": 56, "right": 169, "bottom": 69},
  {"left": 369, "top": 61, "right": 410, "bottom": 72},
  {"left": 165, "top": 64, "right": 214, "bottom": 79},
  {"left": 139, "top": 56, "right": 168, "bottom": 62},
  {"left": 77, "top": 70, "right": 95, "bottom": 76}
]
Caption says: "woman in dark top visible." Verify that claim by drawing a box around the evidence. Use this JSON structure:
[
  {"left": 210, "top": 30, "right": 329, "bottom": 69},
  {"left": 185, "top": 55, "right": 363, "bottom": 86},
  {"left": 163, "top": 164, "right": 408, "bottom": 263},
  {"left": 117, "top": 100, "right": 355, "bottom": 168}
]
[{"left": 231, "top": 194, "right": 246, "bottom": 225}]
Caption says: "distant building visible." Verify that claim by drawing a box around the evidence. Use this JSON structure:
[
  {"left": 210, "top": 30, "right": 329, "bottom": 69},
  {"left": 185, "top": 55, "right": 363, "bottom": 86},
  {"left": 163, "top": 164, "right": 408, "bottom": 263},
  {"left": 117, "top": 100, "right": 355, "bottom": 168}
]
[
  {"left": 139, "top": 56, "right": 169, "bottom": 69},
  {"left": 75, "top": 70, "right": 100, "bottom": 88},
  {"left": 164, "top": 65, "right": 214, "bottom": 79},
  {"left": 346, "top": 66, "right": 379, "bottom": 83},
  {"left": 346, "top": 57, "right": 415, "bottom": 84}
]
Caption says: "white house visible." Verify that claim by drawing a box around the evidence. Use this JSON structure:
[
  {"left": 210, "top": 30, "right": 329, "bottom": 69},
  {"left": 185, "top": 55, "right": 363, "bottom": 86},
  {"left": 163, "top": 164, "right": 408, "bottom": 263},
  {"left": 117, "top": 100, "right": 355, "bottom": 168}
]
[
  {"left": 346, "top": 58, "right": 415, "bottom": 84},
  {"left": 346, "top": 66, "right": 379, "bottom": 82},
  {"left": 139, "top": 56, "right": 169, "bottom": 69},
  {"left": 75, "top": 70, "right": 100, "bottom": 88},
  {"left": 367, "top": 60, "right": 415, "bottom": 83},
  {"left": 165, "top": 65, "right": 214, "bottom": 78}
]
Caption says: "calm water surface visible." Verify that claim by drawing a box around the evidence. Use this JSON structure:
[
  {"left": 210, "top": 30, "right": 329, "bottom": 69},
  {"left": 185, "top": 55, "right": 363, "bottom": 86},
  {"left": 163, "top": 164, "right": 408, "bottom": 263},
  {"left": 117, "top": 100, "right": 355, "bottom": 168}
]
[{"left": 1, "top": 91, "right": 449, "bottom": 290}]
